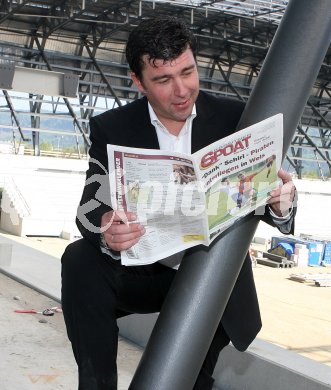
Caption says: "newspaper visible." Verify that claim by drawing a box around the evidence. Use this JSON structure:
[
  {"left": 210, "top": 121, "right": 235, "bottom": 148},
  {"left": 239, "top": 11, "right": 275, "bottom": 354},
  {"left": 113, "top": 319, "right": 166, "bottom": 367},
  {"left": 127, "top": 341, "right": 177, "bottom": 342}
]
[{"left": 107, "top": 113, "right": 283, "bottom": 265}]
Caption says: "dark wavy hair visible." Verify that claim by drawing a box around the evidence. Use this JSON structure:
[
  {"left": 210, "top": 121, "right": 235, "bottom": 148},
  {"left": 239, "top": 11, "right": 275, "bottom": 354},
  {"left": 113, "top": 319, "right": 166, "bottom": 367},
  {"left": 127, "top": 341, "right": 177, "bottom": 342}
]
[{"left": 125, "top": 16, "right": 197, "bottom": 80}]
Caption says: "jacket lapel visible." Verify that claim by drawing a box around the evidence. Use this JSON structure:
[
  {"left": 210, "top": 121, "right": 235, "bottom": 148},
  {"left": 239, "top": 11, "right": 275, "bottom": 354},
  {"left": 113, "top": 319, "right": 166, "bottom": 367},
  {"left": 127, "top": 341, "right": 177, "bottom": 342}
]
[
  {"left": 126, "top": 97, "right": 160, "bottom": 150},
  {"left": 191, "top": 92, "right": 217, "bottom": 153}
]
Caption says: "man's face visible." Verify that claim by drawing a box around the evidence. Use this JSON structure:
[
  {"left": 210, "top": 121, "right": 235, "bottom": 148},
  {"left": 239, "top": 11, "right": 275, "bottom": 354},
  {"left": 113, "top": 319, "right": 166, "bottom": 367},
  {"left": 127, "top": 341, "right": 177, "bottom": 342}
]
[{"left": 131, "top": 48, "right": 199, "bottom": 133}]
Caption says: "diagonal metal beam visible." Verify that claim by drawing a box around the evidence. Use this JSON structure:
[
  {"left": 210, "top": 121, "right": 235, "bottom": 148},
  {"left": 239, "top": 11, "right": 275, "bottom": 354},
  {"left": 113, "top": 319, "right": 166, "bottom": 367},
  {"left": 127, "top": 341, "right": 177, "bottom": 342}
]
[
  {"left": 0, "top": 0, "right": 30, "bottom": 24},
  {"left": 33, "top": 35, "right": 91, "bottom": 149},
  {"left": 216, "top": 60, "right": 245, "bottom": 101},
  {"left": 130, "top": 1, "right": 331, "bottom": 389},
  {"left": 297, "top": 124, "right": 331, "bottom": 169},
  {"left": 307, "top": 100, "right": 331, "bottom": 131},
  {"left": 2, "top": 89, "right": 29, "bottom": 142},
  {"left": 83, "top": 39, "right": 123, "bottom": 107}
]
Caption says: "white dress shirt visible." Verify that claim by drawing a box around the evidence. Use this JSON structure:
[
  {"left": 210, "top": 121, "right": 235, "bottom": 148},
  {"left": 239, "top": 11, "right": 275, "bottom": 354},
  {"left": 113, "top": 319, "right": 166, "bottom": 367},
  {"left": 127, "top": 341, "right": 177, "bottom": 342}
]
[
  {"left": 148, "top": 102, "right": 196, "bottom": 155},
  {"left": 148, "top": 103, "right": 197, "bottom": 268}
]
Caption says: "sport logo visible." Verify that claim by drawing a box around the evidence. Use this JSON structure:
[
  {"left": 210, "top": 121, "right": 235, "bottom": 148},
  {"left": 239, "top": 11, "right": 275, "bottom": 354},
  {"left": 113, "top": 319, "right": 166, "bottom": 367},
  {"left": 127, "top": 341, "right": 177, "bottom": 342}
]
[{"left": 200, "top": 135, "right": 251, "bottom": 169}]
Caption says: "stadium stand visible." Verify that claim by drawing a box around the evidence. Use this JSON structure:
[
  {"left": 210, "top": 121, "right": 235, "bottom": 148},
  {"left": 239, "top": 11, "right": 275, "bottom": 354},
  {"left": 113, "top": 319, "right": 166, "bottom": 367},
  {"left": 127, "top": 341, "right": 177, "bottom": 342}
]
[{"left": 0, "top": 154, "right": 87, "bottom": 238}]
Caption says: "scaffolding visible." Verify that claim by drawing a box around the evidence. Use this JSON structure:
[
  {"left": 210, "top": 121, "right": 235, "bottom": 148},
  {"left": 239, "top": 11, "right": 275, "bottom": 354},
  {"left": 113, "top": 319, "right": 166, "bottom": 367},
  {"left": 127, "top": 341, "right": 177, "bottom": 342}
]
[{"left": 0, "top": 0, "right": 330, "bottom": 178}]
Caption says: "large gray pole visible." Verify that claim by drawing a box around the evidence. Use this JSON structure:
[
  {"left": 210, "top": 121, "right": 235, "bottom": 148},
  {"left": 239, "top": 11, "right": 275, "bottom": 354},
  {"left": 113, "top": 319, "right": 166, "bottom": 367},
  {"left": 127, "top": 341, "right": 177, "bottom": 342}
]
[{"left": 130, "top": 1, "right": 331, "bottom": 389}]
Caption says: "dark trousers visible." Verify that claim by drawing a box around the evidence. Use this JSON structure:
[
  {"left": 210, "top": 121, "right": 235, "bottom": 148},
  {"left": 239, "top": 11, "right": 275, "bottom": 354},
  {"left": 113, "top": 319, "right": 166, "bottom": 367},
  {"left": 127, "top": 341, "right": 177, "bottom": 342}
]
[{"left": 61, "top": 238, "right": 230, "bottom": 390}]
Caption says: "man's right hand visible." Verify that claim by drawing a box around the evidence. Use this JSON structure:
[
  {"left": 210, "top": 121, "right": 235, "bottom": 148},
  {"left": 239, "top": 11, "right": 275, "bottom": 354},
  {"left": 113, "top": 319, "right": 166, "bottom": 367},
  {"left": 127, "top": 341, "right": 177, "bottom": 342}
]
[{"left": 101, "top": 210, "right": 145, "bottom": 251}]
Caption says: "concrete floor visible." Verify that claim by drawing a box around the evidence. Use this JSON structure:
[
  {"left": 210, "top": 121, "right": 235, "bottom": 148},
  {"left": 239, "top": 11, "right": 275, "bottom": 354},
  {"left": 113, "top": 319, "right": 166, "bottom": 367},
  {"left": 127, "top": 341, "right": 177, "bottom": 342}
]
[
  {"left": 253, "top": 258, "right": 331, "bottom": 367},
  {"left": 0, "top": 271, "right": 144, "bottom": 390},
  {"left": 0, "top": 231, "right": 147, "bottom": 390},
  {"left": 1, "top": 229, "right": 331, "bottom": 389}
]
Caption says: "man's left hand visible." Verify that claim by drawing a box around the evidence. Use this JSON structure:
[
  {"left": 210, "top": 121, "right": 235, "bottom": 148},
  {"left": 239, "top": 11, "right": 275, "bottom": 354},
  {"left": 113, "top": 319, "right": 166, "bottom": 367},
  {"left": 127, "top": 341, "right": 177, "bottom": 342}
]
[{"left": 267, "top": 169, "right": 296, "bottom": 217}]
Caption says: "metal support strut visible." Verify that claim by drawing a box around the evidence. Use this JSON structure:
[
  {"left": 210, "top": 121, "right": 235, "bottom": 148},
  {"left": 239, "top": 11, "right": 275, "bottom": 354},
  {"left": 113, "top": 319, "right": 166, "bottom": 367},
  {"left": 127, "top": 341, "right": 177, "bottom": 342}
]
[{"left": 130, "top": 1, "right": 331, "bottom": 389}]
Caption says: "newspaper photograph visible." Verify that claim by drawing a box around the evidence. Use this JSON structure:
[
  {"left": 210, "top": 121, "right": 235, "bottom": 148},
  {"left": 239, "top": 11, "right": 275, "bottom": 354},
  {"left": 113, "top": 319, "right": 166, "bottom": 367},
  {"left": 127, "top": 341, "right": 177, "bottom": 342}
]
[
  {"left": 194, "top": 113, "right": 283, "bottom": 241},
  {"left": 107, "top": 113, "right": 283, "bottom": 265}
]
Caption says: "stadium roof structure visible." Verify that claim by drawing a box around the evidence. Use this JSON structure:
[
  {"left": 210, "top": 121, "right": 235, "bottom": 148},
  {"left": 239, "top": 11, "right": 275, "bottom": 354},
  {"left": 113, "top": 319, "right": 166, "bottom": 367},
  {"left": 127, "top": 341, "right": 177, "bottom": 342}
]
[{"left": 0, "top": 0, "right": 330, "bottom": 178}]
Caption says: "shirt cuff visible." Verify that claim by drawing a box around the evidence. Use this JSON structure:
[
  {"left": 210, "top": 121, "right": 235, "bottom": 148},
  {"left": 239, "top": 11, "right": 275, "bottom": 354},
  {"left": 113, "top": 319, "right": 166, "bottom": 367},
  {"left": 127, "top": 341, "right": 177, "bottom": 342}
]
[
  {"left": 268, "top": 203, "right": 293, "bottom": 224},
  {"left": 100, "top": 234, "right": 121, "bottom": 260}
]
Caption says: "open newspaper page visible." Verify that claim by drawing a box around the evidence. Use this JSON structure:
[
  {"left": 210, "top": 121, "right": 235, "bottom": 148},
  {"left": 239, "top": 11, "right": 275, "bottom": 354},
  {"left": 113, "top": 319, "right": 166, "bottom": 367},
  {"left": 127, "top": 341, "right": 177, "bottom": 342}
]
[
  {"left": 191, "top": 113, "right": 283, "bottom": 242},
  {"left": 107, "top": 113, "right": 283, "bottom": 266},
  {"left": 107, "top": 146, "right": 209, "bottom": 265}
]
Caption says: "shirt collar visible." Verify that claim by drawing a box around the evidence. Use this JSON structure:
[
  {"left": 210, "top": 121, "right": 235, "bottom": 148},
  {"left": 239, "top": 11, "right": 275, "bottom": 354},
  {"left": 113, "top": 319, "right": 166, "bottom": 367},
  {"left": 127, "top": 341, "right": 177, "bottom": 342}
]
[{"left": 148, "top": 102, "right": 196, "bottom": 135}]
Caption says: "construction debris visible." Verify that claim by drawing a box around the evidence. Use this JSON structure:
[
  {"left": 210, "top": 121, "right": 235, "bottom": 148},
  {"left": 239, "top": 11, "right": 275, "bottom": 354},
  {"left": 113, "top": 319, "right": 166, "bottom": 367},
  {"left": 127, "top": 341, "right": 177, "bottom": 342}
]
[
  {"left": 14, "top": 306, "right": 62, "bottom": 316},
  {"left": 256, "top": 251, "right": 295, "bottom": 268},
  {"left": 289, "top": 272, "right": 331, "bottom": 287}
]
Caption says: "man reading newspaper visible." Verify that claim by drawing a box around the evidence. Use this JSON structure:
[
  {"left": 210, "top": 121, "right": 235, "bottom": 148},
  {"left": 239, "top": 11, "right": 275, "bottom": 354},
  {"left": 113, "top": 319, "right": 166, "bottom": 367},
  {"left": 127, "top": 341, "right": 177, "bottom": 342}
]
[
  {"left": 107, "top": 113, "right": 285, "bottom": 265},
  {"left": 61, "top": 16, "right": 296, "bottom": 390}
]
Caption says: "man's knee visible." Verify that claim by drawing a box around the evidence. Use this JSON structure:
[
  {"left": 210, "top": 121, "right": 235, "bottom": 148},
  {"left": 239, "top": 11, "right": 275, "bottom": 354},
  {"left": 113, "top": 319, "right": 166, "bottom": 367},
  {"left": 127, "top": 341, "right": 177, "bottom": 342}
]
[
  {"left": 62, "top": 237, "right": 88, "bottom": 258},
  {"left": 62, "top": 238, "right": 97, "bottom": 267},
  {"left": 61, "top": 238, "right": 103, "bottom": 287}
]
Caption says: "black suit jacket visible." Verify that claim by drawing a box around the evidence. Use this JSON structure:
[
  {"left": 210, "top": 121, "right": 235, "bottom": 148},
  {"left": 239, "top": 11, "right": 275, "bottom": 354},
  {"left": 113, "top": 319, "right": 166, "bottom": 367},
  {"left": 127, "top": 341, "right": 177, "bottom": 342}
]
[{"left": 76, "top": 91, "right": 293, "bottom": 351}]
